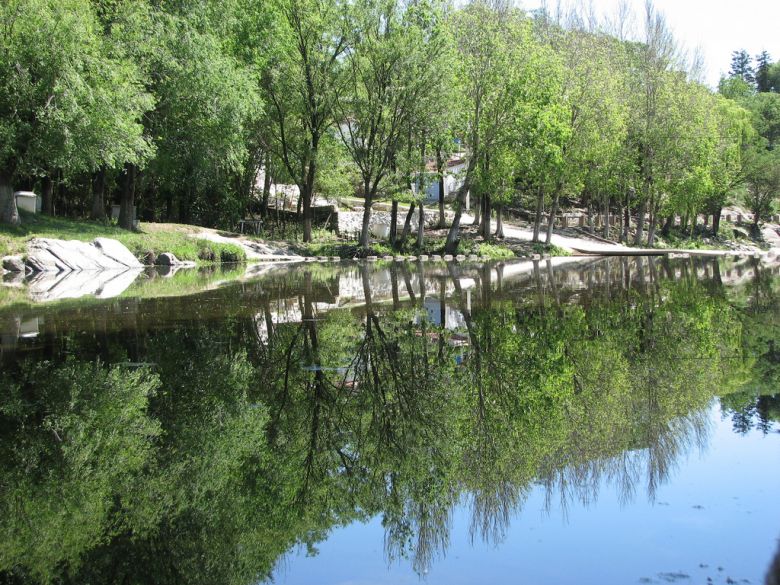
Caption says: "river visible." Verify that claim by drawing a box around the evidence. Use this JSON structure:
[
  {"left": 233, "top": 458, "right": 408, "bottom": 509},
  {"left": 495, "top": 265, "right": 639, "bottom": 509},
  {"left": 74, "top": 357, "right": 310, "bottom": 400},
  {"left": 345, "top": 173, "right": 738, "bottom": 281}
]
[{"left": 1, "top": 255, "right": 778, "bottom": 584}]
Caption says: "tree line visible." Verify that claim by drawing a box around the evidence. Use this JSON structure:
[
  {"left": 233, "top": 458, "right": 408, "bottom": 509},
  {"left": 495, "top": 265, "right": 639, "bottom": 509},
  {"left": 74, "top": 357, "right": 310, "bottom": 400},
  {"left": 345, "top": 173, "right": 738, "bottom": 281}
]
[{"left": 1, "top": 0, "right": 778, "bottom": 251}]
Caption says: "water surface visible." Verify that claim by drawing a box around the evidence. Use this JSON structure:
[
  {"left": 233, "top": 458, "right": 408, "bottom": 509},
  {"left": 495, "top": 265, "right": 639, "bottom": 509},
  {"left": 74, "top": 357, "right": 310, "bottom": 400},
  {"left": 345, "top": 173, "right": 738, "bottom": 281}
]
[{"left": 1, "top": 256, "right": 778, "bottom": 585}]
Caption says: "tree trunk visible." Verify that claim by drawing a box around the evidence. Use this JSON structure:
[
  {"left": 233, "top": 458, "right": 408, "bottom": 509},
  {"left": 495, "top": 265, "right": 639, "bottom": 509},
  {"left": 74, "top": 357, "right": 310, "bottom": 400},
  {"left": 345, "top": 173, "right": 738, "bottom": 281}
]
[
  {"left": 481, "top": 192, "right": 491, "bottom": 241},
  {"left": 401, "top": 202, "right": 416, "bottom": 245},
  {"left": 532, "top": 186, "right": 544, "bottom": 243},
  {"left": 437, "top": 150, "right": 446, "bottom": 229},
  {"left": 472, "top": 193, "right": 481, "bottom": 226},
  {"left": 42, "top": 175, "right": 54, "bottom": 215},
  {"left": 119, "top": 163, "right": 136, "bottom": 230},
  {"left": 90, "top": 167, "right": 106, "bottom": 220},
  {"left": 303, "top": 185, "right": 313, "bottom": 243},
  {"left": 416, "top": 202, "right": 424, "bottom": 253},
  {"left": 444, "top": 196, "right": 466, "bottom": 254},
  {"left": 261, "top": 153, "right": 272, "bottom": 217},
  {"left": 0, "top": 168, "right": 19, "bottom": 226},
  {"left": 647, "top": 214, "right": 657, "bottom": 246},
  {"left": 495, "top": 206, "right": 504, "bottom": 238},
  {"left": 587, "top": 201, "right": 594, "bottom": 233},
  {"left": 716, "top": 211, "right": 726, "bottom": 232},
  {"left": 545, "top": 186, "right": 561, "bottom": 245},
  {"left": 661, "top": 215, "right": 673, "bottom": 236},
  {"left": 634, "top": 197, "right": 646, "bottom": 246},
  {"left": 359, "top": 178, "right": 373, "bottom": 249},
  {"left": 622, "top": 203, "right": 630, "bottom": 242},
  {"left": 603, "top": 198, "right": 610, "bottom": 239},
  {"left": 389, "top": 200, "right": 398, "bottom": 247}
]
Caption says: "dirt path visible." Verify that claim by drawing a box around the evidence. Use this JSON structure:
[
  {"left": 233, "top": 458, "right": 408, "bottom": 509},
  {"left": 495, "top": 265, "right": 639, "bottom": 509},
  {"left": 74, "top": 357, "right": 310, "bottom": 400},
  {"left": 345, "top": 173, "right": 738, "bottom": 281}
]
[
  {"left": 463, "top": 214, "right": 777, "bottom": 257},
  {"left": 191, "top": 229, "right": 302, "bottom": 262}
]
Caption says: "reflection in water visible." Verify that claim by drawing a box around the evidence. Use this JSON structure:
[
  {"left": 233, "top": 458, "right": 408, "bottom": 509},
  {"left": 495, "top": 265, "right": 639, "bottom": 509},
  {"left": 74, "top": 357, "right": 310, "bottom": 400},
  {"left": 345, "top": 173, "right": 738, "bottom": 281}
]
[{"left": 0, "top": 256, "right": 778, "bottom": 584}]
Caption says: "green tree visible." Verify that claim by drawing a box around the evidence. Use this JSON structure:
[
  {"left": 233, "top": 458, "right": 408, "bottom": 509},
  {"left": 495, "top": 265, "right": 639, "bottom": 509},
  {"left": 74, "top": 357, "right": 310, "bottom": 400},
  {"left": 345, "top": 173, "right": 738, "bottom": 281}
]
[
  {"left": 0, "top": 0, "right": 150, "bottom": 225},
  {"left": 755, "top": 50, "right": 773, "bottom": 93},
  {"left": 706, "top": 96, "right": 753, "bottom": 235},
  {"left": 338, "top": 0, "right": 448, "bottom": 250},
  {"left": 262, "top": 0, "right": 348, "bottom": 242},
  {"left": 729, "top": 49, "right": 755, "bottom": 86}
]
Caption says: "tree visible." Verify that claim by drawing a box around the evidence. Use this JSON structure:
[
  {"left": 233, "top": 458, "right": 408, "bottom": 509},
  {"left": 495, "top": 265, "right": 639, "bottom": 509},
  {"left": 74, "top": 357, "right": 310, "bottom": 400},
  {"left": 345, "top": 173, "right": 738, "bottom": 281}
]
[
  {"left": 749, "top": 92, "right": 780, "bottom": 150},
  {"left": 262, "top": 0, "right": 348, "bottom": 243},
  {"left": 142, "top": 8, "right": 261, "bottom": 228},
  {"left": 0, "top": 0, "right": 145, "bottom": 225},
  {"left": 338, "top": 0, "right": 447, "bottom": 250},
  {"left": 755, "top": 51, "right": 773, "bottom": 93},
  {"left": 627, "top": 2, "right": 684, "bottom": 246},
  {"left": 706, "top": 96, "right": 753, "bottom": 235},
  {"left": 729, "top": 49, "right": 755, "bottom": 86},
  {"left": 743, "top": 148, "right": 780, "bottom": 228},
  {"left": 444, "top": 2, "right": 538, "bottom": 252}
]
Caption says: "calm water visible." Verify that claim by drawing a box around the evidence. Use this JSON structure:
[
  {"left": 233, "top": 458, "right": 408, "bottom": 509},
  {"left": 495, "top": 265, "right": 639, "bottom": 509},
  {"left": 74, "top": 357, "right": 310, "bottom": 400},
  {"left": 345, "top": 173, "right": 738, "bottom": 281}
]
[{"left": 1, "top": 256, "right": 778, "bottom": 585}]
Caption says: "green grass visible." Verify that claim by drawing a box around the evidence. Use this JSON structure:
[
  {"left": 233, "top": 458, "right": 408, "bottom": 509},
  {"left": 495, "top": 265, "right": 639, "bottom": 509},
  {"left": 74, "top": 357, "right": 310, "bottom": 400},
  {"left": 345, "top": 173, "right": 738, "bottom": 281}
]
[
  {"left": 531, "top": 242, "right": 572, "bottom": 257},
  {"left": 0, "top": 212, "right": 245, "bottom": 264},
  {"left": 476, "top": 242, "right": 516, "bottom": 259}
]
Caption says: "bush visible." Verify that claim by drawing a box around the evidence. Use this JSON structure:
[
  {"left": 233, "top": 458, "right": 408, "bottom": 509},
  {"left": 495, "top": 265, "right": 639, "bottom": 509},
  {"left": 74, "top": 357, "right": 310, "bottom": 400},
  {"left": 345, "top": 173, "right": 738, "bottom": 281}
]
[{"left": 477, "top": 243, "right": 515, "bottom": 259}]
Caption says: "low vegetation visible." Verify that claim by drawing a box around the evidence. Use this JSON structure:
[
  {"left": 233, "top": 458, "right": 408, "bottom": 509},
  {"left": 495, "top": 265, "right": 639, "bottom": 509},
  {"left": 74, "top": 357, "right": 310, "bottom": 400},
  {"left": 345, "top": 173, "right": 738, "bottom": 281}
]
[{"left": 0, "top": 213, "right": 245, "bottom": 264}]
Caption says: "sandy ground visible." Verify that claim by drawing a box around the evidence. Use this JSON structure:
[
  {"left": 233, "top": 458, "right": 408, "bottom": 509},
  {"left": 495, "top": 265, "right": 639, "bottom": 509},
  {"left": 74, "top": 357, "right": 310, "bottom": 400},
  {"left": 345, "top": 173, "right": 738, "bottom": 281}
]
[
  {"left": 461, "top": 213, "right": 780, "bottom": 257},
  {"left": 189, "top": 215, "right": 780, "bottom": 263},
  {"left": 191, "top": 229, "right": 303, "bottom": 261}
]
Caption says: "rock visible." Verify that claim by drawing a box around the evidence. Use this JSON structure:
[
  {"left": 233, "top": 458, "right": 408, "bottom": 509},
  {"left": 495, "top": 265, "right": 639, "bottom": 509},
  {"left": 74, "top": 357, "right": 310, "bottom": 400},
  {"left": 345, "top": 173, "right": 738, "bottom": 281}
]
[
  {"left": 94, "top": 238, "right": 143, "bottom": 268},
  {"left": 156, "top": 252, "right": 179, "bottom": 266},
  {"left": 155, "top": 252, "right": 196, "bottom": 268},
  {"left": 2, "top": 256, "right": 25, "bottom": 273},
  {"left": 25, "top": 237, "right": 141, "bottom": 273}
]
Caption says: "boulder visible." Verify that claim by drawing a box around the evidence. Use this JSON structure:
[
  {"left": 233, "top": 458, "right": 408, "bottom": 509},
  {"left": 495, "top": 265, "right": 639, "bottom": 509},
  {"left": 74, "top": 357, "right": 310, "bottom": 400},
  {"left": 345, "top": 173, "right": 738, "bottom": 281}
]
[
  {"left": 25, "top": 237, "right": 141, "bottom": 273},
  {"left": 2, "top": 256, "right": 25, "bottom": 273},
  {"left": 156, "top": 252, "right": 179, "bottom": 266},
  {"left": 94, "top": 238, "right": 143, "bottom": 268},
  {"left": 156, "top": 252, "right": 196, "bottom": 268}
]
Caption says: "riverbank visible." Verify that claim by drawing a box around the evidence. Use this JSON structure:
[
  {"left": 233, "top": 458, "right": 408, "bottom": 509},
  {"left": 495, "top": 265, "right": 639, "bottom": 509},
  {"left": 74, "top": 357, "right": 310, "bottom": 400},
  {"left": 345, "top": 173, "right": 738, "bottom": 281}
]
[
  {"left": 0, "top": 212, "right": 310, "bottom": 267},
  {"left": 2, "top": 212, "right": 778, "bottom": 274}
]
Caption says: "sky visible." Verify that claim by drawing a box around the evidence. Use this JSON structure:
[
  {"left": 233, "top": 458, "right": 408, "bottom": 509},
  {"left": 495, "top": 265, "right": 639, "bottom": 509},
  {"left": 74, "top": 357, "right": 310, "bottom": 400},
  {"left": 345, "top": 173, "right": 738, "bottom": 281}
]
[{"left": 519, "top": 0, "right": 780, "bottom": 88}]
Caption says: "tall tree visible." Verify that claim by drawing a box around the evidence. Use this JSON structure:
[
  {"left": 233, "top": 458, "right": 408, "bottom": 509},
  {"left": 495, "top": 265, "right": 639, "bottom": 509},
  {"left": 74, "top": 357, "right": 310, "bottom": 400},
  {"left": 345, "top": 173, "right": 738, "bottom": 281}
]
[
  {"left": 0, "top": 0, "right": 149, "bottom": 225},
  {"left": 754, "top": 51, "right": 773, "bottom": 93},
  {"left": 338, "top": 0, "right": 447, "bottom": 250},
  {"left": 262, "top": 0, "right": 348, "bottom": 242},
  {"left": 729, "top": 49, "right": 755, "bottom": 86}
]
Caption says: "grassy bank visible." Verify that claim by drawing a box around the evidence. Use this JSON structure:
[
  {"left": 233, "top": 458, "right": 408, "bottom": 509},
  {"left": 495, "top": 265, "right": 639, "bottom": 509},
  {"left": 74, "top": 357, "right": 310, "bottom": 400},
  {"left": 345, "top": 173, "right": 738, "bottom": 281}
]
[
  {"left": 0, "top": 213, "right": 245, "bottom": 264},
  {"left": 296, "top": 229, "right": 525, "bottom": 260}
]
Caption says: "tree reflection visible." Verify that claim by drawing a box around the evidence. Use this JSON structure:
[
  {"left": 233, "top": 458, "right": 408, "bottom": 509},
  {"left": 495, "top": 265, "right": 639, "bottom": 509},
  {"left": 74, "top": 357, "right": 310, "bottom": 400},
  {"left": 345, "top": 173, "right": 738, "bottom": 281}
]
[{"left": 0, "top": 257, "right": 776, "bottom": 583}]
